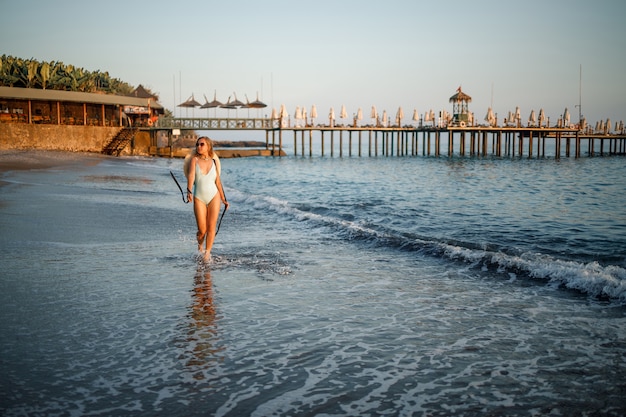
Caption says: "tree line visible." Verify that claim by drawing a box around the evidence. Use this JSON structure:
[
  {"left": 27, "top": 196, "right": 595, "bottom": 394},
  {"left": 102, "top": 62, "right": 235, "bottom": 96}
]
[{"left": 0, "top": 55, "right": 145, "bottom": 97}]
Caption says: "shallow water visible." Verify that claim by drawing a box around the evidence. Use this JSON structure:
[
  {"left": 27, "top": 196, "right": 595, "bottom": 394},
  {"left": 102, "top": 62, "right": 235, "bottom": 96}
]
[{"left": 0, "top": 151, "right": 625, "bottom": 416}]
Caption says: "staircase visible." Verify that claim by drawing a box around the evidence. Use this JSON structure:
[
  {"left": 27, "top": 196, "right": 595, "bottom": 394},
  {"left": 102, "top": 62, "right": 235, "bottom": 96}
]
[{"left": 102, "top": 128, "right": 136, "bottom": 156}]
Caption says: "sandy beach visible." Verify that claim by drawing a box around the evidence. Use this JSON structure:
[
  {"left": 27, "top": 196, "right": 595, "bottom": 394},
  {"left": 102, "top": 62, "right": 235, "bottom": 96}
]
[{"left": 0, "top": 150, "right": 108, "bottom": 173}]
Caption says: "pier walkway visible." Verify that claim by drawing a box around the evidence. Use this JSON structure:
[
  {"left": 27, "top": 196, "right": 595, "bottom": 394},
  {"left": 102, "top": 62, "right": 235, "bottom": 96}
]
[{"left": 153, "top": 117, "right": 626, "bottom": 158}]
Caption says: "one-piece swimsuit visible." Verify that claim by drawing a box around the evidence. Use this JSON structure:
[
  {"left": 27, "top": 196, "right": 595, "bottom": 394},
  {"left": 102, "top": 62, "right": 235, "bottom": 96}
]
[{"left": 193, "top": 162, "right": 218, "bottom": 205}]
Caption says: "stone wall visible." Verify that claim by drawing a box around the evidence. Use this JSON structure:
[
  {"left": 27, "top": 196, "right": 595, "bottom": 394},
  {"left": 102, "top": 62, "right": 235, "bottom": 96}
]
[{"left": 0, "top": 124, "right": 152, "bottom": 155}]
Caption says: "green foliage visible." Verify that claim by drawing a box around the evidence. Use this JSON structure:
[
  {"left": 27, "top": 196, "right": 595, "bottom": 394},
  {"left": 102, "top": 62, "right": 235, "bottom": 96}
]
[{"left": 0, "top": 54, "right": 137, "bottom": 95}]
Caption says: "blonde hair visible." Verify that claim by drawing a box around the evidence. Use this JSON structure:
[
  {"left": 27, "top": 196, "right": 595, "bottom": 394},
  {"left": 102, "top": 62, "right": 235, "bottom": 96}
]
[{"left": 183, "top": 136, "right": 220, "bottom": 178}]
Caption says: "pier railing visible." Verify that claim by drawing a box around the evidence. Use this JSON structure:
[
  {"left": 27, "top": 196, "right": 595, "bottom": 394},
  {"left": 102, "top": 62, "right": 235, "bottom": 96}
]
[
  {"left": 156, "top": 117, "right": 280, "bottom": 130},
  {"left": 152, "top": 117, "right": 626, "bottom": 158}
]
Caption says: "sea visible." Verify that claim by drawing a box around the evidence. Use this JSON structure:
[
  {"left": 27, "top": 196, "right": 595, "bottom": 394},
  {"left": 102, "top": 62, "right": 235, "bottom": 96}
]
[{"left": 1, "top": 138, "right": 625, "bottom": 416}]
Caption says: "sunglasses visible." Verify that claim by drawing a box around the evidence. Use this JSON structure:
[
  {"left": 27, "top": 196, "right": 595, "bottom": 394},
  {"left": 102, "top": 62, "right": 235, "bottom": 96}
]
[{"left": 196, "top": 143, "right": 206, "bottom": 147}]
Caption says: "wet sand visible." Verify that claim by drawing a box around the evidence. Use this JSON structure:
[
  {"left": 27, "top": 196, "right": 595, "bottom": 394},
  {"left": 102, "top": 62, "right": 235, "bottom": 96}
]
[{"left": 0, "top": 150, "right": 105, "bottom": 173}]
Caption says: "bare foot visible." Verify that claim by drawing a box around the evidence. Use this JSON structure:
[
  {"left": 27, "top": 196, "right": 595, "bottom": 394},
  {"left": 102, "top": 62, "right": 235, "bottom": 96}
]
[{"left": 203, "top": 251, "right": 212, "bottom": 264}]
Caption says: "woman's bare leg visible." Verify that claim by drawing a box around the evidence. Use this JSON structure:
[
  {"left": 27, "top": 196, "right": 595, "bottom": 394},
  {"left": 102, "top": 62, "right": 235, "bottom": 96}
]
[
  {"left": 203, "top": 194, "right": 221, "bottom": 261},
  {"left": 193, "top": 198, "right": 208, "bottom": 253}
]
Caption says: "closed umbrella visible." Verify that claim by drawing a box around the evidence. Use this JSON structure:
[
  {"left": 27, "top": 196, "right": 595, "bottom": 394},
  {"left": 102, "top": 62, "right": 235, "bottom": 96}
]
[
  {"left": 529, "top": 110, "right": 536, "bottom": 126},
  {"left": 310, "top": 105, "right": 318, "bottom": 125},
  {"left": 294, "top": 106, "right": 303, "bottom": 127},
  {"left": 382, "top": 110, "right": 388, "bottom": 127},
  {"left": 329, "top": 107, "right": 335, "bottom": 127},
  {"left": 357, "top": 108, "right": 363, "bottom": 121},
  {"left": 279, "top": 104, "right": 287, "bottom": 126},
  {"left": 412, "top": 109, "right": 419, "bottom": 126},
  {"left": 396, "top": 107, "right": 404, "bottom": 126},
  {"left": 563, "top": 108, "right": 570, "bottom": 127},
  {"left": 485, "top": 107, "right": 495, "bottom": 126},
  {"left": 538, "top": 109, "right": 545, "bottom": 127},
  {"left": 340, "top": 105, "right": 347, "bottom": 120}
]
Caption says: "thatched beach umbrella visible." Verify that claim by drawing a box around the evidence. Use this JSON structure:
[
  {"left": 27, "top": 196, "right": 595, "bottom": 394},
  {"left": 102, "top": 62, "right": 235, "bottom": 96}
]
[
  {"left": 247, "top": 92, "right": 267, "bottom": 109},
  {"left": 201, "top": 92, "right": 222, "bottom": 117},
  {"left": 178, "top": 94, "right": 201, "bottom": 117},
  {"left": 227, "top": 93, "right": 245, "bottom": 117},
  {"left": 245, "top": 92, "right": 267, "bottom": 117},
  {"left": 179, "top": 94, "right": 201, "bottom": 107},
  {"left": 220, "top": 96, "right": 237, "bottom": 117}
]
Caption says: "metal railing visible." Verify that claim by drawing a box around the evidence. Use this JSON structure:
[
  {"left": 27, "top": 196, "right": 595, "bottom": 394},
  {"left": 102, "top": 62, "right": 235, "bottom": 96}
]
[{"left": 155, "top": 117, "right": 280, "bottom": 130}]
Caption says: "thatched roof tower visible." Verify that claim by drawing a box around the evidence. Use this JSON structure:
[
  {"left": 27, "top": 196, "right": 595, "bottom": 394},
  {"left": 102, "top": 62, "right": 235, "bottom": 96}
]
[{"left": 449, "top": 87, "right": 472, "bottom": 124}]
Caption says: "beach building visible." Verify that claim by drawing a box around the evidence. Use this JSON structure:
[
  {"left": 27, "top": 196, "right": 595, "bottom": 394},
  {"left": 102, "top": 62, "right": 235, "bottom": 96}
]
[{"left": 0, "top": 85, "right": 164, "bottom": 127}]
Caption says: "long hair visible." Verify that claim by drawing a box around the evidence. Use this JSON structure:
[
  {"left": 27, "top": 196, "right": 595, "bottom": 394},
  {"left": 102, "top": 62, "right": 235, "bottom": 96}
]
[{"left": 183, "top": 136, "right": 220, "bottom": 178}]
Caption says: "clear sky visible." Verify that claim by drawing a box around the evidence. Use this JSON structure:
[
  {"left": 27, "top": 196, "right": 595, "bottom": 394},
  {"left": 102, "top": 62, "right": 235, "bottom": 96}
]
[{"left": 2, "top": 0, "right": 625, "bottom": 127}]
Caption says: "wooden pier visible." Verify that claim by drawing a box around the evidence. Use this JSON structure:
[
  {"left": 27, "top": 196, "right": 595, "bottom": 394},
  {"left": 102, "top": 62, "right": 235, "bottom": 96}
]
[
  {"left": 271, "top": 126, "right": 626, "bottom": 158},
  {"left": 153, "top": 117, "right": 626, "bottom": 158}
]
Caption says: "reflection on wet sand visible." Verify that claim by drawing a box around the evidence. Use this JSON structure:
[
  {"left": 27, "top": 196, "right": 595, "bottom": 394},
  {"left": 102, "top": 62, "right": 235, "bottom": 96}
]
[{"left": 186, "top": 266, "right": 223, "bottom": 380}]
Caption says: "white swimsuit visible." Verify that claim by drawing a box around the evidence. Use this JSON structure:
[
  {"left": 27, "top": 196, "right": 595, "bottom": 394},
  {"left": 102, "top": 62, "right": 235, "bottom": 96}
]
[{"left": 193, "top": 162, "right": 218, "bottom": 205}]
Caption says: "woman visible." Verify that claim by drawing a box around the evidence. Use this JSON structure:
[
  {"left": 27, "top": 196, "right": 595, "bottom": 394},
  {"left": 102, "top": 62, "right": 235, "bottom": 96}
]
[{"left": 184, "top": 136, "right": 229, "bottom": 262}]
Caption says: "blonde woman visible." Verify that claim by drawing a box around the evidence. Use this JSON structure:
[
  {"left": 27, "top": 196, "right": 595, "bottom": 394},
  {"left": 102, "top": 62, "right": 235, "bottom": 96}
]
[{"left": 184, "top": 136, "right": 229, "bottom": 262}]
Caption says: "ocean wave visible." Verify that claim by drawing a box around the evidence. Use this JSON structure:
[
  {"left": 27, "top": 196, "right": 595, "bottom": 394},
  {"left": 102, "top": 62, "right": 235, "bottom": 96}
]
[{"left": 237, "top": 190, "right": 626, "bottom": 304}]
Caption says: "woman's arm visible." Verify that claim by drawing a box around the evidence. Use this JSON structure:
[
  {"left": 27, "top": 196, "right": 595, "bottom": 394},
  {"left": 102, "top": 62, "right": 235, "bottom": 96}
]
[
  {"left": 213, "top": 154, "right": 222, "bottom": 176},
  {"left": 186, "top": 157, "right": 196, "bottom": 201},
  {"left": 215, "top": 172, "right": 229, "bottom": 207}
]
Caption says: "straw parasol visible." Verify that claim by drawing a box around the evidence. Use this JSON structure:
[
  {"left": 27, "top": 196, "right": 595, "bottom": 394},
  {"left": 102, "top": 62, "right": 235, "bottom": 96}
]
[
  {"left": 178, "top": 94, "right": 201, "bottom": 117},
  {"left": 200, "top": 92, "right": 223, "bottom": 117}
]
